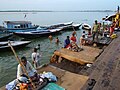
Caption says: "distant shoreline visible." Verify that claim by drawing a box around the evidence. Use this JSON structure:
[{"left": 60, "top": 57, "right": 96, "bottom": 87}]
[{"left": 0, "top": 10, "right": 115, "bottom": 12}]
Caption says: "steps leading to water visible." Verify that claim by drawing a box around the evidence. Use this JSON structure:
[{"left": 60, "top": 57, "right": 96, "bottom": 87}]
[{"left": 81, "top": 32, "right": 120, "bottom": 90}]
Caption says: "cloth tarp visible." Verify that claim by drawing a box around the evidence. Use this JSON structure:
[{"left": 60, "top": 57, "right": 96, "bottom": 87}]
[{"left": 42, "top": 83, "right": 65, "bottom": 90}]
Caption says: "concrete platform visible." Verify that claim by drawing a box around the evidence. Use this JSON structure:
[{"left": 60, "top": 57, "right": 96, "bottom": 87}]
[
  {"left": 54, "top": 46, "right": 102, "bottom": 65},
  {"left": 37, "top": 65, "right": 89, "bottom": 90}
]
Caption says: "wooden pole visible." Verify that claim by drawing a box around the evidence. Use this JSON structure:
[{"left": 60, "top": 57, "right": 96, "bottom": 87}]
[
  {"left": 8, "top": 41, "right": 36, "bottom": 89},
  {"left": 72, "top": 24, "right": 78, "bottom": 42},
  {"left": 72, "top": 23, "right": 77, "bottom": 36}
]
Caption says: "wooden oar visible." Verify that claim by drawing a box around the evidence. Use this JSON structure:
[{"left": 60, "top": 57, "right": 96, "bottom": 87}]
[{"left": 8, "top": 41, "right": 36, "bottom": 89}]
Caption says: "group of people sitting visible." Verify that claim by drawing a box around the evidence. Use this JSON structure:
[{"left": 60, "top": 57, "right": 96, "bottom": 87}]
[{"left": 64, "top": 32, "right": 85, "bottom": 52}]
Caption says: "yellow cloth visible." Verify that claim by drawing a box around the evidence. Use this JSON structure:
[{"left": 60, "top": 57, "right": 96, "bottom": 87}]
[
  {"left": 115, "top": 14, "right": 119, "bottom": 22},
  {"left": 115, "top": 13, "right": 120, "bottom": 27}
]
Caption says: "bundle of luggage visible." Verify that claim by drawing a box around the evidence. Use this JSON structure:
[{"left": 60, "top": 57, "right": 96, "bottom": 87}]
[
  {"left": 6, "top": 72, "right": 57, "bottom": 90},
  {"left": 69, "top": 42, "right": 83, "bottom": 52},
  {"left": 6, "top": 76, "right": 47, "bottom": 90}
]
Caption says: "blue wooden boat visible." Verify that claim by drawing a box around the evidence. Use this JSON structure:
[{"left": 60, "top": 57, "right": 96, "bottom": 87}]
[
  {"left": 4, "top": 21, "right": 39, "bottom": 32},
  {"left": 14, "top": 28, "right": 62, "bottom": 39}
]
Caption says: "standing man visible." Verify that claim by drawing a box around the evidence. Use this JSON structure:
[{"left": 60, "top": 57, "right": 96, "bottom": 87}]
[
  {"left": 92, "top": 20, "right": 99, "bottom": 42},
  {"left": 31, "top": 48, "right": 41, "bottom": 69}
]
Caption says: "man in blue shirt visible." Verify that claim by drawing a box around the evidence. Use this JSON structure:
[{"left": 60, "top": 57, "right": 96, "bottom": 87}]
[{"left": 64, "top": 36, "right": 70, "bottom": 48}]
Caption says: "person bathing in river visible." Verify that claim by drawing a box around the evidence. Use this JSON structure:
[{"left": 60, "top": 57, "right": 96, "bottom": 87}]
[
  {"left": 55, "top": 37, "right": 59, "bottom": 45},
  {"left": 48, "top": 35, "right": 53, "bottom": 43},
  {"left": 31, "top": 48, "right": 41, "bottom": 69}
]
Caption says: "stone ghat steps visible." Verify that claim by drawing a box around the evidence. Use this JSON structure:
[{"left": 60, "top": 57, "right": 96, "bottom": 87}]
[{"left": 81, "top": 32, "right": 120, "bottom": 90}]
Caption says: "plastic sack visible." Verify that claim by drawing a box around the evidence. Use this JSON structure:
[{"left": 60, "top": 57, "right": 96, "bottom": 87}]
[
  {"left": 6, "top": 79, "right": 18, "bottom": 90},
  {"left": 40, "top": 72, "right": 57, "bottom": 82}
]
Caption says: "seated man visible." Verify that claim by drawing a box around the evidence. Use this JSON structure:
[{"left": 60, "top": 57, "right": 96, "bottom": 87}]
[
  {"left": 64, "top": 36, "right": 70, "bottom": 48},
  {"left": 80, "top": 34, "right": 86, "bottom": 48},
  {"left": 70, "top": 33, "right": 77, "bottom": 42},
  {"left": 17, "top": 56, "right": 39, "bottom": 83}
]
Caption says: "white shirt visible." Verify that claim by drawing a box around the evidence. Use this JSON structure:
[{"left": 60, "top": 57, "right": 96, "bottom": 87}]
[
  {"left": 17, "top": 61, "right": 37, "bottom": 78},
  {"left": 31, "top": 52, "right": 41, "bottom": 62}
]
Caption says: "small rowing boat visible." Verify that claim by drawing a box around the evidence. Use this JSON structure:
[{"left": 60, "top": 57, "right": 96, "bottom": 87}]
[
  {"left": 82, "top": 23, "right": 91, "bottom": 30},
  {"left": 0, "top": 41, "right": 31, "bottom": 51}
]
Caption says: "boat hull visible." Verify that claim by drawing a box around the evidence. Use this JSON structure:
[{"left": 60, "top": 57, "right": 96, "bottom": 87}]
[
  {"left": 14, "top": 28, "right": 62, "bottom": 39},
  {"left": 60, "top": 24, "right": 81, "bottom": 31},
  {"left": 0, "top": 41, "right": 31, "bottom": 51},
  {"left": 82, "top": 23, "right": 91, "bottom": 30},
  {"left": 40, "top": 22, "right": 81, "bottom": 31},
  {"left": 0, "top": 33, "right": 13, "bottom": 41}
]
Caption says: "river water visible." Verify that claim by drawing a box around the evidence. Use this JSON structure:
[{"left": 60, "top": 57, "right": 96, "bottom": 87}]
[{"left": 0, "top": 11, "right": 113, "bottom": 87}]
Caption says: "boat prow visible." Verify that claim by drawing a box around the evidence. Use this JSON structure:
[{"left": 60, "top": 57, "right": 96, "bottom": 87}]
[{"left": 82, "top": 23, "right": 91, "bottom": 30}]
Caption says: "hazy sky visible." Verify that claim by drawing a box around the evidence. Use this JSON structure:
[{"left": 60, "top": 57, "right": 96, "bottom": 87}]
[{"left": 0, "top": 0, "right": 120, "bottom": 11}]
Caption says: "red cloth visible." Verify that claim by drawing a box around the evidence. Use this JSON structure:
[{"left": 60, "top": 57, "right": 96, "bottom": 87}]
[
  {"left": 65, "top": 44, "right": 70, "bottom": 48},
  {"left": 70, "top": 36, "right": 76, "bottom": 42},
  {"left": 110, "top": 26, "right": 114, "bottom": 36}
]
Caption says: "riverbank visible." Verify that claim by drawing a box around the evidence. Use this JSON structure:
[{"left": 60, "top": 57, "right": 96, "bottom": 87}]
[
  {"left": 0, "top": 39, "right": 107, "bottom": 90},
  {"left": 3, "top": 31, "right": 120, "bottom": 90},
  {"left": 0, "top": 11, "right": 114, "bottom": 88}
]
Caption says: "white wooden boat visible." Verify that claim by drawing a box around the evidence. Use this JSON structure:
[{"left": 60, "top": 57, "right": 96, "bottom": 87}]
[
  {"left": 0, "top": 41, "right": 31, "bottom": 51},
  {"left": 82, "top": 23, "right": 91, "bottom": 30}
]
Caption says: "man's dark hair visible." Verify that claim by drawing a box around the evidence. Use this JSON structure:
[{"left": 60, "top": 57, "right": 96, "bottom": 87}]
[
  {"left": 21, "top": 56, "right": 27, "bottom": 62},
  {"left": 67, "top": 36, "right": 69, "bottom": 39},
  {"left": 34, "top": 48, "right": 37, "bottom": 52}
]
